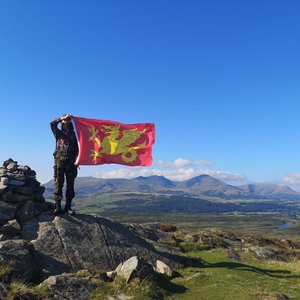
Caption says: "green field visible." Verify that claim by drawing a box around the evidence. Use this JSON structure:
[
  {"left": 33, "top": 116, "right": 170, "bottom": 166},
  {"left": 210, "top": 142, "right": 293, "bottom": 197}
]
[
  {"left": 73, "top": 194, "right": 300, "bottom": 241},
  {"left": 165, "top": 248, "right": 300, "bottom": 299}
]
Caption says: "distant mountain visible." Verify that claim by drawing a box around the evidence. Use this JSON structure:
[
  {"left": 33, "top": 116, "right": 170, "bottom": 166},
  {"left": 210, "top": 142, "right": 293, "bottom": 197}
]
[
  {"left": 43, "top": 174, "right": 300, "bottom": 201},
  {"left": 240, "top": 183, "right": 300, "bottom": 200},
  {"left": 177, "top": 175, "right": 248, "bottom": 198}
]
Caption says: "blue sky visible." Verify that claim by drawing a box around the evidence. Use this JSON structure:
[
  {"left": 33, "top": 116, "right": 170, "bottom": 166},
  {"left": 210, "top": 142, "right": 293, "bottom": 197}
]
[{"left": 1, "top": 1, "right": 300, "bottom": 189}]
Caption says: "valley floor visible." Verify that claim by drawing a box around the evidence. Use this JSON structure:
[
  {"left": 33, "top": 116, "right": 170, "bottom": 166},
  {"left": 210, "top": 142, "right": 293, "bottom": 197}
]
[{"left": 97, "top": 211, "right": 300, "bottom": 242}]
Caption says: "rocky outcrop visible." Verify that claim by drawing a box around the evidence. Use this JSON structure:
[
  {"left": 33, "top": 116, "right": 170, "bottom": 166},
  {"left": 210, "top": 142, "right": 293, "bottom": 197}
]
[
  {"left": 0, "top": 158, "right": 179, "bottom": 290},
  {"left": 0, "top": 158, "right": 51, "bottom": 227},
  {"left": 20, "top": 213, "right": 179, "bottom": 281},
  {"left": 191, "top": 229, "right": 300, "bottom": 261}
]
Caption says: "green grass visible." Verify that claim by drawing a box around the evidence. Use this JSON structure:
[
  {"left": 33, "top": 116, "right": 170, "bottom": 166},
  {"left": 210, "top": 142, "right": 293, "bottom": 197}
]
[
  {"left": 0, "top": 263, "right": 13, "bottom": 280},
  {"left": 74, "top": 194, "right": 128, "bottom": 213},
  {"left": 166, "top": 249, "right": 300, "bottom": 300},
  {"left": 90, "top": 276, "right": 163, "bottom": 300},
  {"left": 6, "top": 281, "right": 33, "bottom": 300}
]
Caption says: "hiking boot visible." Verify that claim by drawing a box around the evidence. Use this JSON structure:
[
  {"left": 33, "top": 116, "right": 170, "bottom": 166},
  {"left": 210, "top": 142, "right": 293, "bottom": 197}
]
[{"left": 64, "top": 207, "right": 75, "bottom": 215}]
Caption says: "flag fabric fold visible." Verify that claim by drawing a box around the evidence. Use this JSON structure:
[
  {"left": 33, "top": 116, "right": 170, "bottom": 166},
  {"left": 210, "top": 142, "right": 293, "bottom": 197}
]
[{"left": 73, "top": 116, "right": 155, "bottom": 166}]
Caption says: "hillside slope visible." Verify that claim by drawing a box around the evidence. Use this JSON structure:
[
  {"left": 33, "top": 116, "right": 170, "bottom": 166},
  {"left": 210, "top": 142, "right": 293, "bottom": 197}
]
[{"left": 43, "top": 174, "right": 300, "bottom": 201}]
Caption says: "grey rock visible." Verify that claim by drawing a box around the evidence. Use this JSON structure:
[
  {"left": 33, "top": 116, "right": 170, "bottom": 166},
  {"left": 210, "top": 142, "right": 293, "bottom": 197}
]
[
  {"left": 24, "top": 169, "right": 36, "bottom": 178},
  {"left": 34, "top": 202, "right": 50, "bottom": 215},
  {"left": 21, "top": 214, "right": 178, "bottom": 281},
  {"left": 0, "top": 219, "right": 21, "bottom": 238},
  {"left": 0, "top": 182, "right": 8, "bottom": 194},
  {"left": 32, "top": 188, "right": 46, "bottom": 202},
  {"left": 11, "top": 186, "right": 33, "bottom": 196},
  {"left": 3, "top": 158, "right": 16, "bottom": 168},
  {"left": 0, "top": 239, "right": 38, "bottom": 282},
  {"left": 126, "top": 223, "right": 167, "bottom": 242},
  {"left": 156, "top": 260, "right": 173, "bottom": 277},
  {"left": 116, "top": 256, "right": 155, "bottom": 283},
  {"left": 0, "top": 213, "right": 11, "bottom": 226},
  {"left": 0, "top": 201, "right": 16, "bottom": 225},
  {"left": 0, "top": 167, "right": 7, "bottom": 175},
  {"left": 41, "top": 273, "right": 98, "bottom": 300},
  {"left": 16, "top": 200, "right": 35, "bottom": 223},
  {"left": 8, "top": 178, "right": 25, "bottom": 186},
  {"left": 11, "top": 193, "right": 32, "bottom": 203},
  {"left": 0, "top": 176, "right": 8, "bottom": 185},
  {"left": 277, "top": 294, "right": 290, "bottom": 300},
  {"left": 227, "top": 250, "right": 241, "bottom": 261},
  {"left": 249, "top": 247, "right": 286, "bottom": 261},
  {"left": 0, "top": 282, "right": 8, "bottom": 299},
  {"left": 2, "top": 190, "right": 13, "bottom": 202},
  {"left": 0, "top": 234, "right": 7, "bottom": 241},
  {"left": 6, "top": 162, "right": 18, "bottom": 172},
  {"left": 106, "top": 270, "right": 117, "bottom": 280},
  {"left": 17, "top": 165, "right": 30, "bottom": 172}
]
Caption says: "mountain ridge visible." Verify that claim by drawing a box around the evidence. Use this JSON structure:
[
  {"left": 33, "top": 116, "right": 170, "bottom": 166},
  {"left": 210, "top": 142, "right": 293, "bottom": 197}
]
[{"left": 43, "top": 174, "right": 300, "bottom": 201}]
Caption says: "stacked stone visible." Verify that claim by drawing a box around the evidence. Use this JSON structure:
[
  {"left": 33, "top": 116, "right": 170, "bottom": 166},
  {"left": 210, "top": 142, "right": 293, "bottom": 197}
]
[{"left": 0, "top": 158, "right": 50, "bottom": 231}]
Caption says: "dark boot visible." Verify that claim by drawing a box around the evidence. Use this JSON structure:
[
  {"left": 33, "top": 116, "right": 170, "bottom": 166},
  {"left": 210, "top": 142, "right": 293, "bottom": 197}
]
[
  {"left": 53, "top": 200, "right": 64, "bottom": 215},
  {"left": 64, "top": 199, "right": 75, "bottom": 215}
]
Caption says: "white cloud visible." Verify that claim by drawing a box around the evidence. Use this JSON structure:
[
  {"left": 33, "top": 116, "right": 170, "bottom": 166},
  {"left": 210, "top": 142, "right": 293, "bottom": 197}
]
[
  {"left": 282, "top": 173, "right": 300, "bottom": 185},
  {"left": 94, "top": 166, "right": 245, "bottom": 183},
  {"left": 157, "top": 158, "right": 212, "bottom": 168}
]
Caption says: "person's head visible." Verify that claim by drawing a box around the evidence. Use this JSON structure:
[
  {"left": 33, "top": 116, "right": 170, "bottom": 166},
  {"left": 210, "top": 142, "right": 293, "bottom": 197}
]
[{"left": 60, "top": 114, "right": 73, "bottom": 132}]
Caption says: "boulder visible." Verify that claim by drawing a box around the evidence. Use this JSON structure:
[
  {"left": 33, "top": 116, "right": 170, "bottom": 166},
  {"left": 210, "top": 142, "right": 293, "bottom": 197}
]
[
  {"left": 11, "top": 193, "right": 33, "bottom": 203},
  {"left": 11, "top": 186, "right": 34, "bottom": 196},
  {"left": 41, "top": 273, "right": 98, "bottom": 300},
  {"left": 0, "top": 219, "right": 21, "bottom": 238},
  {"left": 16, "top": 200, "right": 35, "bottom": 222},
  {"left": 0, "top": 201, "right": 16, "bottom": 225},
  {"left": 21, "top": 213, "right": 179, "bottom": 281},
  {"left": 1, "top": 190, "right": 13, "bottom": 202},
  {"left": 0, "top": 239, "right": 39, "bottom": 282},
  {"left": 0, "top": 234, "right": 7, "bottom": 241},
  {"left": 155, "top": 260, "right": 173, "bottom": 277},
  {"left": 6, "top": 162, "right": 18, "bottom": 172},
  {"left": 115, "top": 256, "right": 155, "bottom": 283},
  {"left": 8, "top": 178, "right": 25, "bottom": 186}
]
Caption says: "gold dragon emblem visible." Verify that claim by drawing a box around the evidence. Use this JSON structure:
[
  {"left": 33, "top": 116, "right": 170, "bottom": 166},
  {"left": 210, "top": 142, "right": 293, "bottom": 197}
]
[{"left": 88, "top": 125, "right": 146, "bottom": 163}]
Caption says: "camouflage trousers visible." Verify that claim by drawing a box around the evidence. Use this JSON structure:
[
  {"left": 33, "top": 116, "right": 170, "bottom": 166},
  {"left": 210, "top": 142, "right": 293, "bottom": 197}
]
[{"left": 53, "top": 158, "right": 78, "bottom": 207}]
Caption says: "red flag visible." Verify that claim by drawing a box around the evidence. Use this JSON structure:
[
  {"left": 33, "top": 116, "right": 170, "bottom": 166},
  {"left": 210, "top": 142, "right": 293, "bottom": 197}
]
[{"left": 73, "top": 117, "right": 155, "bottom": 166}]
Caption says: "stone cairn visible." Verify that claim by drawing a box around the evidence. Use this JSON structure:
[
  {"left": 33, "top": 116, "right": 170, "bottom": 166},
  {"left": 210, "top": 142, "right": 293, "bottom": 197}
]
[{"left": 0, "top": 158, "right": 51, "bottom": 238}]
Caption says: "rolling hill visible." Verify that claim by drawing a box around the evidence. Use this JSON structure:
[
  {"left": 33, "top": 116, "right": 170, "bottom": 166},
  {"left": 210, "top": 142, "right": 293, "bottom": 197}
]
[{"left": 43, "top": 174, "right": 300, "bottom": 201}]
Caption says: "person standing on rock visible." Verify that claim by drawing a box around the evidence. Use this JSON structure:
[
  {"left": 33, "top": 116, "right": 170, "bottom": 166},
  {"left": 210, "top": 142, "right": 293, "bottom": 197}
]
[{"left": 50, "top": 114, "right": 79, "bottom": 215}]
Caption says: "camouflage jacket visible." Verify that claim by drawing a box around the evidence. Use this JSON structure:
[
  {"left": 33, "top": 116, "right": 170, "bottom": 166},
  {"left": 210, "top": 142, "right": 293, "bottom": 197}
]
[{"left": 50, "top": 120, "right": 79, "bottom": 162}]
